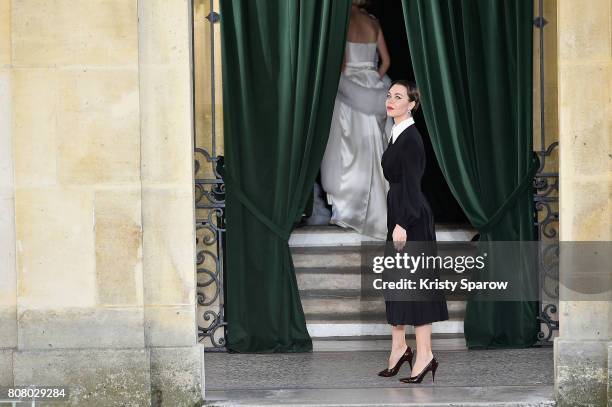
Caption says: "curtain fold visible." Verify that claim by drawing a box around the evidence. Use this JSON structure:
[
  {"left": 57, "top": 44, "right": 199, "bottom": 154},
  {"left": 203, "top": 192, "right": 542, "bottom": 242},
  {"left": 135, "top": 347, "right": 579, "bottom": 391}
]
[
  {"left": 220, "top": 0, "right": 351, "bottom": 353},
  {"left": 401, "top": 0, "right": 539, "bottom": 348}
]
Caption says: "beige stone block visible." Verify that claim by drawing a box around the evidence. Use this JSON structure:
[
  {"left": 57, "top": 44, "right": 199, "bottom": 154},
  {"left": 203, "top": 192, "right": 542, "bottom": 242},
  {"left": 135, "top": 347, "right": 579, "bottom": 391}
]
[
  {"left": 608, "top": 345, "right": 612, "bottom": 406},
  {"left": 558, "top": 65, "right": 611, "bottom": 177},
  {"left": 138, "top": 0, "right": 191, "bottom": 66},
  {"left": 94, "top": 188, "right": 143, "bottom": 306},
  {"left": 0, "top": 349, "right": 13, "bottom": 386},
  {"left": 143, "top": 187, "right": 196, "bottom": 305},
  {"left": 58, "top": 68, "right": 139, "bottom": 113},
  {"left": 0, "top": 197, "right": 15, "bottom": 304},
  {"left": 150, "top": 345, "right": 203, "bottom": 406},
  {"left": 558, "top": 0, "right": 611, "bottom": 61},
  {"left": 14, "top": 348, "right": 150, "bottom": 406},
  {"left": 145, "top": 305, "right": 197, "bottom": 347},
  {"left": 560, "top": 180, "right": 612, "bottom": 241},
  {"left": 140, "top": 65, "right": 194, "bottom": 185},
  {"left": 11, "top": 69, "right": 58, "bottom": 187},
  {"left": 17, "top": 307, "right": 145, "bottom": 349},
  {"left": 559, "top": 301, "right": 611, "bottom": 339},
  {"left": 0, "top": 0, "right": 9, "bottom": 66},
  {"left": 139, "top": 0, "right": 193, "bottom": 185},
  {"left": 0, "top": 70, "right": 12, "bottom": 196},
  {"left": 10, "top": 0, "right": 55, "bottom": 67},
  {"left": 15, "top": 187, "right": 96, "bottom": 308},
  {"left": 0, "top": 73, "right": 15, "bottom": 314},
  {"left": 55, "top": 69, "right": 140, "bottom": 185},
  {"left": 0, "top": 307, "right": 16, "bottom": 349},
  {"left": 12, "top": 0, "right": 138, "bottom": 67},
  {"left": 554, "top": 339, "right": 610, "bottom": 406}
]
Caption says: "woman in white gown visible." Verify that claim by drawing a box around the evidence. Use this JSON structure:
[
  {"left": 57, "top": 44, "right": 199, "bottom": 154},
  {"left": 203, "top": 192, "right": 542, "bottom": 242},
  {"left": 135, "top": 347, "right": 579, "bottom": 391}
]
[{"left": 321, "top": 0, "right": 391, "bottom": 240}]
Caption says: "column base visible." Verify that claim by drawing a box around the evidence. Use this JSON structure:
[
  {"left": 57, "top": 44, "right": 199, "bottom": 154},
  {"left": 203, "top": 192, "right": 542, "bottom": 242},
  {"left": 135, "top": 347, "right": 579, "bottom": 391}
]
[
  {"left": 554, "top": 338, "right": 611, "bottom": 407},
  {"left": 8, "top": 345, "right": 203, "bottom": 406}
]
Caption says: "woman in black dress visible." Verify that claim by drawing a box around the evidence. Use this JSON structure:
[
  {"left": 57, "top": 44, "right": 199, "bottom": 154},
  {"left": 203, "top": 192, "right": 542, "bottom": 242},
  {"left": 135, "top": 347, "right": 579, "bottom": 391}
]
[{"left": 377, "top": 80, "right": 448, "bottom": 383}]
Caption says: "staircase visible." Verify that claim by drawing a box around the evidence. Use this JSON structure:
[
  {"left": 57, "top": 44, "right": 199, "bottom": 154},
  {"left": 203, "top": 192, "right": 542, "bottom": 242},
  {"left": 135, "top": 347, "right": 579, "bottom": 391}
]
[{"left": 289, "top": 225, "right": 477, "bottom": 339}]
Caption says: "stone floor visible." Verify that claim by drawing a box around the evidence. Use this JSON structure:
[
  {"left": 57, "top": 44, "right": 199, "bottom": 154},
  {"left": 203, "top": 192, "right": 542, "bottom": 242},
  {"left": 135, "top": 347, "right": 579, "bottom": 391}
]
[{"left": 203, "top": 341, "right": 555, "bottom": 406}]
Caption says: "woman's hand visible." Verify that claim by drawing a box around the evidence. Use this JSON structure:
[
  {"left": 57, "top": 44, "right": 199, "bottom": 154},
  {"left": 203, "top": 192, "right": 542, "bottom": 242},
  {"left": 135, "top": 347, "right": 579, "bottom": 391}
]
[{"left": 392, "top": 224, "right": 407, "bottom": 251}]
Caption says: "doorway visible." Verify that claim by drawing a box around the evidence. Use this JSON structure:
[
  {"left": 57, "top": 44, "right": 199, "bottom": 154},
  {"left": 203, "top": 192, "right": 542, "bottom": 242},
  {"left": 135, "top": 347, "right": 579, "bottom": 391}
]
[{"left": 301, "top": 0, "right": 467, "bottom": 234}]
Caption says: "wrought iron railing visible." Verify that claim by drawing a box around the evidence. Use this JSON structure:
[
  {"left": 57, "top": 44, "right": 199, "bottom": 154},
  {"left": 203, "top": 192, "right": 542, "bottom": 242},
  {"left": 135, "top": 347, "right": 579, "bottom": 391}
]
[
  {"left": 195, "top": 150, "right": 226, "bottom": 349},
  {"left": 194, "top": 0, "right": 226, "bottom": 351},
  {"left": 533, "top": 0, "right": 559, "bottom": 345}
]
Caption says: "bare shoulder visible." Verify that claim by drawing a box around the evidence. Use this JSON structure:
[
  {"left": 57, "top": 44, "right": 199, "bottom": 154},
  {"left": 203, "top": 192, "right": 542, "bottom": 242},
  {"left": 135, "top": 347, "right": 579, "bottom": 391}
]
[
  {"left": 364, "top": 11, "right": 379, "bottom": 24},
  {"left": 368, "top": 13, "right": 381, "bottom": 32},
  {"left": 357, "top": 8, "right": 379, "bottom": 22}
]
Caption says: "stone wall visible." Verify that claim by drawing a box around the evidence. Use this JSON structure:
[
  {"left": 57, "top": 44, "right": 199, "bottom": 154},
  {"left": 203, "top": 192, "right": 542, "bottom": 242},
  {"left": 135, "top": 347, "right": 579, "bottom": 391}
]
[
  {"left": 555, "top": 0, "right": 612, "bottom": 406},
  {"left": 0, "top": 0, "right": 203, "bottom": 405}
]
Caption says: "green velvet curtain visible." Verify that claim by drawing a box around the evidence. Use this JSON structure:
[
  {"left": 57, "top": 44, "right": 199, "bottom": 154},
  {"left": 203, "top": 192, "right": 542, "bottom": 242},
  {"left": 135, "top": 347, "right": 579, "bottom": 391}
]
[
  {"left": 220, "top": 0, "right": 351, "bottom": 352},
  {"left": 401, "top": 0, "right": 539, "bottom": 348}
]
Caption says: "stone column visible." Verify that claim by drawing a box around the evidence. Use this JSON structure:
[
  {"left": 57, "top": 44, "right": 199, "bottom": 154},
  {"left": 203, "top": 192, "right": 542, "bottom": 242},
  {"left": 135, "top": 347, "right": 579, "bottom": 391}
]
[
  {"left": 5, "top": 0, "right": 202, "bottom": 405},
  {"left": 0, "top": 0, "right": 17, "bottom": 390},
  {"left": 555, "top": 1, "right": 612, "bottom": 406},
  {"left": 139, "top": 0, "right": 204, "bottom": 405}
]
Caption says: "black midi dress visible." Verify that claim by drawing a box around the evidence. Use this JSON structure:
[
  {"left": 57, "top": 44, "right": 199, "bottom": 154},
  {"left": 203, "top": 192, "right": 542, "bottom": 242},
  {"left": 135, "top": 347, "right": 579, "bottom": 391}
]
[{"left": 381, "top": 123, "right": 449, "bottom": 326}]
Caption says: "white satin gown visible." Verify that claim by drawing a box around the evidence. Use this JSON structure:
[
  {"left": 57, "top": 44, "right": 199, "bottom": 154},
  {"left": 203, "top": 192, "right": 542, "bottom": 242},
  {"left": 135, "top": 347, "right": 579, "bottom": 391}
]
[{"left": 321, "top": 41, "right": 390, "bottom": 240}]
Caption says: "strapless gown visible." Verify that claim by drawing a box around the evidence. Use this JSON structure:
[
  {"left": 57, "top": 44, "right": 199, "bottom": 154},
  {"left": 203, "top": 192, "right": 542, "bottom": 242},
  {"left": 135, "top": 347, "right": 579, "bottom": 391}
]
[{"left": 321, "top": 41, "right": 390, "bottom": 240}]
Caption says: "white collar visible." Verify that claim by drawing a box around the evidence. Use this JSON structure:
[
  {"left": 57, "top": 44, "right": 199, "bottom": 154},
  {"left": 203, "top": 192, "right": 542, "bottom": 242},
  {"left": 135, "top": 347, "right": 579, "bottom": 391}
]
[{"left": 391, "top": 117, "right": 415, "bottom": 143}]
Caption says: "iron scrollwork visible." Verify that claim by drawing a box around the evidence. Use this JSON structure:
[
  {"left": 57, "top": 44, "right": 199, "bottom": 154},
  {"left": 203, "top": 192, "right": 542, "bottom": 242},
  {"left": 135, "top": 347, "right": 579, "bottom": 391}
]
[
  {"left": 195, "top": 148, "right": 226, "bottom": 350},
  {"left": 533, "top": 0, "right": 559, "bottom": 346},
  {"left": 534, "top": 144, "right": 559, "bottom": 345}
]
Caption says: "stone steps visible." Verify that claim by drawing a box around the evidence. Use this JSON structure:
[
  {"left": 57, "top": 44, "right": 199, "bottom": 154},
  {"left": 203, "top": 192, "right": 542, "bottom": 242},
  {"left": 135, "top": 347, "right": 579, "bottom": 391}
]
[
  {"left": 300, "top": 297, "right": 466, "bottom": 323},
  {"left": 289, "top": 225, "right": 477, "bottom": 338},
  {"left": 296, "top": 267, "right": 470, "bottom": 293},
  {"left": 289, "top": 224, "right": 478, "bottom": 247}
]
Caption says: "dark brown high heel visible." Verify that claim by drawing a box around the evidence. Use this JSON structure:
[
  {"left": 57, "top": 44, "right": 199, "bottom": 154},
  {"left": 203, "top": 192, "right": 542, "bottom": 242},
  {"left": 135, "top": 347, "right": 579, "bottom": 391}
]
[
  {"left": 378, "top": 346, "right": 413, "bottom": 377},
  {"left": 399, "top": 357, "right": 438, "bottom": 383}
]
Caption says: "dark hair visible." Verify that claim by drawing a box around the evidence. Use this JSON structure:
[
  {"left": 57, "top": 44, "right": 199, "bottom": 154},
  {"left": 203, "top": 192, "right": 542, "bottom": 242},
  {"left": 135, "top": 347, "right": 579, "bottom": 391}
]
[{"left": 389, "top": 80, "right": 420, "bottom": 112}]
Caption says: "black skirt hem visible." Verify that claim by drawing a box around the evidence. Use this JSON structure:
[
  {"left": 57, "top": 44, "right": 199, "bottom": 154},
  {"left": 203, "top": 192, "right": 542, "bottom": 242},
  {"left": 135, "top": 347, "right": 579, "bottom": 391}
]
[{"left": 387, "top": 316, "right": 450, "bottom": 327}]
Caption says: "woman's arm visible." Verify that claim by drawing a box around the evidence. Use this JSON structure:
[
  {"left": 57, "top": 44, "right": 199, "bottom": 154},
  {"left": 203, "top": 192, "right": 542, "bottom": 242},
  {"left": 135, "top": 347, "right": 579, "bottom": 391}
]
[
  {"left": 377, "top": 26, "right": 390, "bottom": 78},
  {"left": 395, "top": 135, "right": 424, "bottom": 231}
]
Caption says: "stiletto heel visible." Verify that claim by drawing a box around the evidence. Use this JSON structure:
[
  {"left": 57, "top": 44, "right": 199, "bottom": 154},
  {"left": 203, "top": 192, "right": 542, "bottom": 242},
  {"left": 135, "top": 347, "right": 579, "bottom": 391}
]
[
  {"left": 378, "top": 346, "right": 413, "bottom": 377},
  {"left": 399, "top": 357, "right": 438, "bottom": 384}
]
